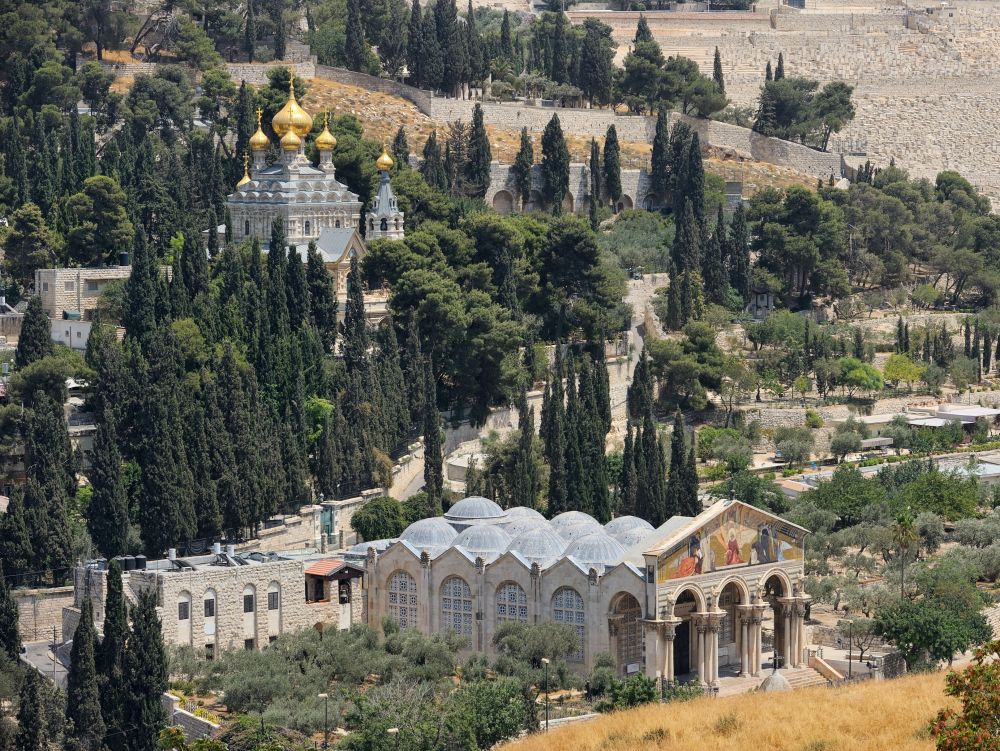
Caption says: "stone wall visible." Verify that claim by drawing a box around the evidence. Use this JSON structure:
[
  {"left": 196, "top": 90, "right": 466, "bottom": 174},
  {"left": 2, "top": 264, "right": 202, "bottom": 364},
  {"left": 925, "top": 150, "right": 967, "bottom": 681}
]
[
  {"left": 15, "top": 586, "right": 74, "bottom": 642},
  {"left": 34, "top": 267, "right": 132, "bottom": 320},
  {"left": 314, "top": 65, "right": 433, "bottom": 113},
  {"left": 162, "top": 694, "right": 220, "bottom": 740}
]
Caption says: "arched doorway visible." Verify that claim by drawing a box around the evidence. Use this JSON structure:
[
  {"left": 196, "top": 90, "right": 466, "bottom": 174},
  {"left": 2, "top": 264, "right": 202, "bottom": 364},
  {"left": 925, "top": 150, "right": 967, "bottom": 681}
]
[
  {"left": 671, "top": 589, "right": 701, "bottom": 679},
  {"left": 492, "top": 190, "right": 514, "bottom": 214},
  {"left": 716, "top": 580, "right": 747, "bottom": 675},
  {"left": 617, "top": 195, "right": 634, "bottom": 212},
  {"left": 763, "top": 573, "right": 787, "bottom": 668},
  {"left": 609, "top": 593, "right": 642, "bottom": 676}
]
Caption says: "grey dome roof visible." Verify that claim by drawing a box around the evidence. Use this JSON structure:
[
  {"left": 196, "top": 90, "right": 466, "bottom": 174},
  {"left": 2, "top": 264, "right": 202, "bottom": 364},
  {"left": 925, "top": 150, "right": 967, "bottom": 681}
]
[
  {"left": 758, "top": 671, "right": 791, "bottom": 692},
  {"left": 565, "top": 532, "right": 627, "bottom": 570},
  {"left": 550, "top": 511, "right": 601, "bottom": 535},
  {"left": 558, "top": 520, "right": 607, "bottom": 542},
  {"left": 400, "top": 517, "right": 458, "bottom": 549},
  {"left": 501, "top": 516, "right": 553, "bottom": 540},
  {"left": 444, "top": 495, "right": 506, "bottom": 522},
  {"left": 454, "top": 524, "right": 512, "bottom": 557},
  {"left": 613, "top": 527, "right": 657, "bottom": 547},
  {"left": 509, "top": 526, "right": 569, "bottom": 565},
  {"left": 347, "top": 538, "right": 397, "bottom": 556},
  {"left": 504, "top": 506, "right": 546, "bottom": 522},
  {"left": 604, "top": 515, "right": 654, "bottom": 537}
]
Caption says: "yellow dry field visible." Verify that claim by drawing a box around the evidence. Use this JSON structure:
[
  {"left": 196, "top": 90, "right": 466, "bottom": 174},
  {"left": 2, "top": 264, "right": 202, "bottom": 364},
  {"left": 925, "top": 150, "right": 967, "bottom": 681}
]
[{"left": 505, "top": 672, "right": 952, "bottom": 751}]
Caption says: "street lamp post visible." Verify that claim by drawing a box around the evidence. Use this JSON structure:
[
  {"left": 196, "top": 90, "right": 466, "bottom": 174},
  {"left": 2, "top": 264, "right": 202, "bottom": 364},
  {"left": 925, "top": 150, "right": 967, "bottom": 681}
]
[
  {"left": 318, "top": 693, "right": 329, "bottom": 749},
  {"left": 541, "top": 658, "right": 550, "bottom": 732}
]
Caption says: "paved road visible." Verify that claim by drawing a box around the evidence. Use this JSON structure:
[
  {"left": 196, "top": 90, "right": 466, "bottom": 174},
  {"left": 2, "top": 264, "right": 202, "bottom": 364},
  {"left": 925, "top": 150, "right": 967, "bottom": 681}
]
[{"left": 21, "top": 640, "right": 68, "bottom": 688}]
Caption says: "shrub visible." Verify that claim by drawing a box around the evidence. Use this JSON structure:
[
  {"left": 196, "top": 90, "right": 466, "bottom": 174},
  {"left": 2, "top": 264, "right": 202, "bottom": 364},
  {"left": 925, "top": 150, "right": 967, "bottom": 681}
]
[{"left": 805, "top": 410, "right": 824, "bottom": 428}]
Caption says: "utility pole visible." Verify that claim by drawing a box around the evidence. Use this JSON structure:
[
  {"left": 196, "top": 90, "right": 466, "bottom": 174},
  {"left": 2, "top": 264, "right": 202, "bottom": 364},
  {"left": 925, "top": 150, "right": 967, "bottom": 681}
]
[{"left": 51, "top": 625, "right": 57, "bottom": 684}]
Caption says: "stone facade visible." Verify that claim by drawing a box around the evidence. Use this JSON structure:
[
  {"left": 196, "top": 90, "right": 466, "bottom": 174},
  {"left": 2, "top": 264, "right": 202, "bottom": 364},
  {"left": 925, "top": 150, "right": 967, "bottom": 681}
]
[
  {"left": 34, "top": 266, "right": 132, "bottom": 320},
  {"left": 15, "top": 586, "right": 74, "bottom": 642}
]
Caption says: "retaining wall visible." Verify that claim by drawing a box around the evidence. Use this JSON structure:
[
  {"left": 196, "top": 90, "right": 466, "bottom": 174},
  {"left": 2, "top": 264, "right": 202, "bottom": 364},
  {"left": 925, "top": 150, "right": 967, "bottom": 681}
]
[
  {"left": 314, "top": 65, "right": 433, "bottom": 113},
  {"left": 15, "top": 586, "right": 74, "bottom": 642},
  {"left": 162, "top": 694, "right": 220, "bottom": 740}
]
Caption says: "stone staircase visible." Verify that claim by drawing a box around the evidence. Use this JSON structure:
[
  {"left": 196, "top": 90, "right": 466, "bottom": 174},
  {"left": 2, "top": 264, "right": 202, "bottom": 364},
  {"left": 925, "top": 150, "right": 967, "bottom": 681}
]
[{"left": 781, "top": 666, "right": 830, "bottom": 689}]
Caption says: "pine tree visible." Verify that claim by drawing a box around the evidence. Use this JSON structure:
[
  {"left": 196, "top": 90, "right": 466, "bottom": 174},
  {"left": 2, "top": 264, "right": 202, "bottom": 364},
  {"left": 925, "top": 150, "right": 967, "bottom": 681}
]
[
  {"left": 588, "top": 138, "right": 600, "bottom": 231},
  {"left": 15, "top": 294, "right": 53, "bottom": 369},
  {"left": 67, "top": 598, "right": 106, "bottom": 751},
  {"left": 664, "top": 412, "right": 687, "bottom": 519},
  {"left": 421, "top": 130, "right": 447, "bottom": 190},
  {"left": 713, "top": 46, "right": 725, "bottom": 94},
  {"left": 728, "top": 202, "right": 751, "bottom": 302},
  {"left": 87, "top": 413, "right": 129, "bottom": 559},
  {"left": 245, "top": 0, "right": 257, "bottom": 62},
  {"left": 634, "top": 14, "right": 653, "bottom": 44},
  {"left": 541, "top": 114, "right": 570, "bottom": 215},
  {"left": 392, "top": 126, "right": 410, "bottom": 169},
  {"left": 650, "top": 106, "right": 670, "bottom": 197},
  {"left": 346, "top": 0, "right": 368, "bottom": 71},
  {"left": 422, "top": 355, "right": 443, "bottom": 516},
  {"left": 703, "top": 204, "right": 728, "bottom": 305},
  {"left": 126, "top": 590, "right": 168, "bottom": 751},
  {"left": 603, "top": 125, "right": 621, "bottom": 208},
  {"left": 0, "top": 562, "right": 20, "bottom": 661},
  {"left": 775, "top": 51, "right": 785, "bottom": 80},
  {"left": 465, "top": 103, "right": 491, "bottom": 199},
  {"left": 16, "top": 670, "right": 47, "bottom": 751},
  {"left": 407, "top": 0, "right": 424, "bottom": 86},
  {"left": 512, "top": 127, "right": 534, "bottom": 210}
]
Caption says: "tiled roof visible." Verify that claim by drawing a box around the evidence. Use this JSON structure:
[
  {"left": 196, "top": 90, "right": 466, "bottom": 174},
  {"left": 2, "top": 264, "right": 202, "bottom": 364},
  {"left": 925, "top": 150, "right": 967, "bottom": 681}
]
[{"left": 304, "top": 558, "right": 346, "bottom": 577}]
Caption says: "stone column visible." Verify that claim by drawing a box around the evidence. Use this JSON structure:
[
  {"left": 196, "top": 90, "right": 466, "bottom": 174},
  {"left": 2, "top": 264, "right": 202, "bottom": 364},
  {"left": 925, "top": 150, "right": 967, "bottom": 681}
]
[
  {"left": 696, "top": 616, "right": 707, "bottom": 685},
  {"left": 737, "top": 605, "right": 753, "bottom": 678},
  {"left": 707, "top": 613, "right": 722, "bottom": 686},
  {"left": 663, "top": 619, "right": 679, "bottom": 685},
  {"left": 752, "top": 605, "right": 766, "bottom": 677}
]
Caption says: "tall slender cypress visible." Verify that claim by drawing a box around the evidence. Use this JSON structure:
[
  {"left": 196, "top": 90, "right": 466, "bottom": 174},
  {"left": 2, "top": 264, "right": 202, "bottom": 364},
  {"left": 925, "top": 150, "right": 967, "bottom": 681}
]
[
  {"left": 67, "top": 598, "right": 106, "bottom": 751},
  {"left": 681, "top": 438, "right": 701, "bottom": 517},
  {"left": 126, "top": 590, "right": 168, "bottom": 751},
  {"left": 664, "top": 412, "right": 687, "bottom": 519},
  {"left": 702, "top": 204, "right": 728, "bottom": 305},
  {"left": 87, "top": 412, "right": 129, "bottom": 559},
  {"left": 541, "top": 114, "right": 570, "bottom": 215},
  {"left": 421, "top": 130, "right": 447, "bottom": 190},
  {"left": 512, "top": 127, "right": 534, "bottom": 210},
  {"left": 465, "top": 103, "right": 491, "bottom": 199},
  {"left": 0, "top": 562, "right": 19, "bottom": 661},
  {"left": 16, "top": 671, "right": 47, "bottom": 751},
  {"left": 16, "top": 295, "right": 53, "bottom": 368},
  {"left": 407, "top": 0, "right": 424, "bottom": 86},
  {"left": 603, "top": 125, "right": 621, "bottom": 208},
  {"left": 713, "top": 46, "right": 725, "bottom": 93},
  {"left": 589, "top": 138, "right": 601, "bottom": 231},
  {"left": 728, "top": 202, "right": 751, "bottom": 302},
  {"left": 423, "top": 355, "right": 444, "bottom": 516},
  {"left": 345, "top": 0, "right": 368, "bottom": 71},
  {"left": 618, "top": 424, "right": 637, "bottom": 517},
  {"left": 650, "top": 106, "right": 670, "bottom": 198}
]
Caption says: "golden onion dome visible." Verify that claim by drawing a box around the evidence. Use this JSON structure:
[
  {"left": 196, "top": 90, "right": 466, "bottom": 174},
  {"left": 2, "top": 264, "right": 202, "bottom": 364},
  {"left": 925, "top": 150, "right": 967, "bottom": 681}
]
[
  {"left": 316, "top": 112, "right": 337, "bottom": 151},
  {"left": 271, "top": 76, "right": 312, "bottom": 138},
  {"left": 249, "top": 108, "right": 270, "bottom": 151},
  {"left": 280, "top": 128, "right": 302, "bottom": 151},
  {"left": 376, "top": 145, "right": 394, "bottom": 171},
  {"left": 236, "top": 153, "right": 251, "bottom": 188}
]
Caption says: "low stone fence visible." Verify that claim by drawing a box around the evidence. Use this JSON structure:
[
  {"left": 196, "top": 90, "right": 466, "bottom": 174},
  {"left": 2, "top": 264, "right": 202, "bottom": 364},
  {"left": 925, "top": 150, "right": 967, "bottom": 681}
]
[
  {"left": 162, "top": 694, "right": 220, "bottom": 740},
  {"left": 315, "top": 65, "right": 433, "bottom": 113}
]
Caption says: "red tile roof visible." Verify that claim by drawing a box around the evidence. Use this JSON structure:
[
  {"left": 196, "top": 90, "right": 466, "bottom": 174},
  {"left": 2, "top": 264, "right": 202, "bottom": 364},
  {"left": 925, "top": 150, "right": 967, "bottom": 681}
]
[{"left": 305, "top": 558, "right": 346, "bottom": 577}]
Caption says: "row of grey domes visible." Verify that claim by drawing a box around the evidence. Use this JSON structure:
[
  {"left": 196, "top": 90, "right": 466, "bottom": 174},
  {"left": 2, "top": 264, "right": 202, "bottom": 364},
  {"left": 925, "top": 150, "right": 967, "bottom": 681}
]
[{"left": 387, "top": 499, "right": 658, "bottom": 570}]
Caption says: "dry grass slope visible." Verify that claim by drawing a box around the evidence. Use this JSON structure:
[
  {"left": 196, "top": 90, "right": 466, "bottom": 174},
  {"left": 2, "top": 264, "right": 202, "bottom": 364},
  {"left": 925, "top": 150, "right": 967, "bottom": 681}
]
[{"left": 505, "top": 672, "right": 952, "bottom": 751}]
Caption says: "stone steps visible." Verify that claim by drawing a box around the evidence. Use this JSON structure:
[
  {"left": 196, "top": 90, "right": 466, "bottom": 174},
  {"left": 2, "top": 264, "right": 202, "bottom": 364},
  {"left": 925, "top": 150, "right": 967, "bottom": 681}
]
[{"left": 781, "top": 666, "right": 830, "bottom": 689}]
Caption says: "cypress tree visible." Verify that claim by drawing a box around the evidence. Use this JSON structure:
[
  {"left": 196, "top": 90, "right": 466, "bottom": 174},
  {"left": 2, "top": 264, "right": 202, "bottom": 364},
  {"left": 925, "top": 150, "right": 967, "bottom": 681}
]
[
  {"left": 681, "top": 438, "right": 700, "bottom": 517},
  {"left": 703, "top": 204, "right": 728, "bottom": 305},
  {"left": 67, "top": 598, "right": 106, "bottom": 751},
  {"left": 307, "top": 241, "right": 338, "bottom": 352},
  {"left": 186, "top": 400, "right": 222, "bottom": 540},
  {"left": 392, "top": 126, "right": 410, "bottom": 169},
  {"left": 342, "top": 256, "right": 370, "bottom": 376},
  {"left": 15, "top": 295, "right": 53, "bottom": 369},
  {"left": 126, "top": 590, "right": 168, "bottom": 751},
  {"left": 512, "top": 394, "right": 541, "bottom": 510},
  {"left": 672, "top": 199, "right": 700, "bottom": 274},
  {"left": 512, "top": 127, "right": 534, "bottom": 210},
  {"left": 465, "top": 103, "right": 491, "bottom": 199},
  {"left": 0, "top": 562, "right": 20, "bottom": 661},
  {"left": 123, "top": 226, "right": 160, "bottom": 345},
  {"left": 603, "top": 125, "right": 621, "bottom": 208},
  {"left": 665, "top": 262, "right": 682, "bottom": 331},
  {"left": 685, "top": 133, "right": 706, "bottom": 233},
  {"left": 545, "top": 346, "right": 568, "bottom": 517},
  {"left": 407, "top": 0, "right": 424, "bottom": 86},
  {"left": 636, "top": 414, "right": 666, "bottom": 525},
  {"left": 589, "top": 138, "right": 600, "bottom": 231},
  {"left": 421, "top": 9, "right": 443, "bottom": 91},
  {"left": 245, "top": 0, "right": 257, "bottom": 62},
  {"left": 765, "top": 60, "right": 772, "bottom": 81},
  {"left": 267, "top": 217, "right": 290, "bottom": 336},
  {"left": 500, "top": 10, "right": 513, "bottom": 59},
  {"left": 650, "top": 106, "right": 670, "bottom": 198},
  {"left": 896, "top": 316, "right": 906, "bottom": 353},
  {"left": 964, "top": 317, "right": 972, "bottom": 357},
  {"left": 86, "top": 413, "right": 129, "bottom": 560},
  {"left": 0, "top": 487, "right": 32, "bottom": 583},
  {"left": 233, "top": 82, "right": 255, "bottom": 169},
  {"left": 728, "top": 202, "right": 751, "bottom": 302},
  {"left": 273, "top": 6, "right": 286, "bottom": 59},
  {"left": 437, "top": 0, "right": 468, "bottom": 96},
  {"left": 314, "top": 412, "right": 340, "bottom": 499},
  {"left": 346, "top": 0, "right": 368, "bottom": 71},
  {"left": 634, "top": 15, "right": 653, "bottom": 44},
  {"left": 404, "top": 317, "right": 425, "bottom": 423},
  {"left": 775, "top": 51, "right": 785, "bottom": 80},
  {"left": 664, "top": 412, "right": 687, "bottom": 519},
  {"left": 618, "top": 424, "right": 637, "bottom": 517},
  {"left": 541, "top": 114, "right": 570, "bottom": 215},
  {"left": 563, "top": 356, "right": 590, "bottom": 514},
  {"left": 985, "top": 329, "right": 994, "bottom": 372},
  {"left": 423, "top": 355, "right": 443, "bottom": 516},
  {"left": 16, "top": 671, "right": 47, "bottom": 751},
  {"left": 551, "top": 9, "right": 569, "bottom": 83},
  {"left": 713, "top": 46, "right": 725, "bottom": 93},
  {"left": 285, "top": 244, "right": 309, "bottom": 330},
  {"left": 421, "top": 130, "right": 447, "bottom": 190}
]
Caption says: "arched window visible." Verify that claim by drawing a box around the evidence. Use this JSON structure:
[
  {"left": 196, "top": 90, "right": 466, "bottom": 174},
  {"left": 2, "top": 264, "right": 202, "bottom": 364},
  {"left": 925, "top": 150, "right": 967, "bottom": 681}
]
[
  {"left": 387, "top": 571, "right": 418, "bottom": 629},
  {"left": 552, "top": 587, "right": 585, "bottom": 661},
  {"left": 440, "top": 576, "right": 473, "bottom": 635},
  {"left": 304, "top": 220, "right": 311, "bottom": 235},
  {"left": 267, "top": 582, "right": 280, "bottom": 612},
  {"left": 380, "top": 218, "right": 388, "bottom": 232},
  {"left": 243, "top": 585, "right": 256, "bottom": 613},
  {"left": 177, "top": 591, "right": 191, "bottom": 622},
  {"left": 244, "top": 219, "right": 250, "bottom": 236},
  {"left": 336, "top": 220, "right": 341, "bottom": 228},
  {"left": 203, "top": 588, "right": 217, "bottom": 637},
  {"left": 611, "top": 593, "right": 642, "bottom": 671},
  {"left": 496, "top": 582, "right": 527, "bottom": 624}
]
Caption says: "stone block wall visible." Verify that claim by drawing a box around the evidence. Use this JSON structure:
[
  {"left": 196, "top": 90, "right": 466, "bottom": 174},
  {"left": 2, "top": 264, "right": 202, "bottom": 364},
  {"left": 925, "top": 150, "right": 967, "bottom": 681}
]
[
  {"left": 162, "top": 694, "right": 220, "bottom": 740},
  {"left": 34, "top": 267, "right": 133, "bottom": 320},
  {"left": 15, "top": 586, "right": 74, "bottom": 642}
]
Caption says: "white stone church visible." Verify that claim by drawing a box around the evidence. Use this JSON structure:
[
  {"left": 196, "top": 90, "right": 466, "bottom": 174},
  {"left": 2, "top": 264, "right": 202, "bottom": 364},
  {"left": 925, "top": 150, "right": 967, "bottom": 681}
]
[{"left": 350, "top": 496, "right": 811, "bottom": 687}]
